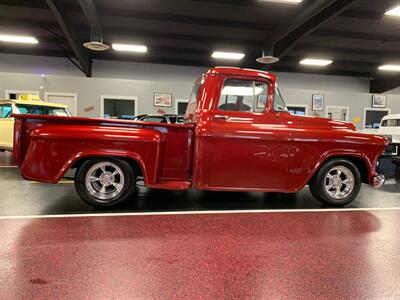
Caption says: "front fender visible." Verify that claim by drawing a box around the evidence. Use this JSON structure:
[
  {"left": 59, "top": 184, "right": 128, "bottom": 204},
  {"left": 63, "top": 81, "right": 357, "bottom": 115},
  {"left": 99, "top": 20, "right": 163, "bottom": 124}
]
[{"left": 295, "top": 149, "right": 376, "bottom": 191}]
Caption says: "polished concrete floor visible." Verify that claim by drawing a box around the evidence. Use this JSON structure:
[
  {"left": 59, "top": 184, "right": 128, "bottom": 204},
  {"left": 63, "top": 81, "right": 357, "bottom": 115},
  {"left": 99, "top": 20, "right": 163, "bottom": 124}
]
[
  {"left": 2, "top": 210, "right": 400, "bottom": 299},
  {"left": 1, "top": 151, "right": 400, "bottom": 299}
]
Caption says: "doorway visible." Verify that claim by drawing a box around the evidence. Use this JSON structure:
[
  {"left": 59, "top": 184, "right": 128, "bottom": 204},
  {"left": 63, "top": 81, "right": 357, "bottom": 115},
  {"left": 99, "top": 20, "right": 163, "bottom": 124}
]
[{"left": 46, "top": 92, "right": 78, "bottom": 116}]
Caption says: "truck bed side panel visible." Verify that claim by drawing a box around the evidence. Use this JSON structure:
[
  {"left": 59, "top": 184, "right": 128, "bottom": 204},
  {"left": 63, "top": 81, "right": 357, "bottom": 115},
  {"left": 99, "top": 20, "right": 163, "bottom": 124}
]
[{"left": 14, "top": 115, "right": 194, "bottom": 184}]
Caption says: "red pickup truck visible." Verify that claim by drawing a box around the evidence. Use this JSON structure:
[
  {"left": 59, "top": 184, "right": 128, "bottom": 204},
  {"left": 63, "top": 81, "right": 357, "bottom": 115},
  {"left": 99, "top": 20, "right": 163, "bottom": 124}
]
[{"left": 13, "top": 67, "right": 387, "bottom": 208}]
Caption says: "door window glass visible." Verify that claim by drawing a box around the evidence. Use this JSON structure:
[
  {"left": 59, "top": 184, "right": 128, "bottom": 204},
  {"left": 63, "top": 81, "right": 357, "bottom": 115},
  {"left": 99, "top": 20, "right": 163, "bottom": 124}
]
[
  {"left": 218, "top": 79, "right": 268, "bottom": 113},
  {"left": 0, "top": 105, "right": 12, "bottom": 118},
  {"left": 103, "top": 99, "right": 135, "bottom": 119}
]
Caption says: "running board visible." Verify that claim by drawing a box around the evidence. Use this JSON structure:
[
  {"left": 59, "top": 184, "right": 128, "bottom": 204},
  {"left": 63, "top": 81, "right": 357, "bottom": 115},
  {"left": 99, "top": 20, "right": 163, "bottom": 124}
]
[{"left": 147, "top": 181, "right": 192, "bottom": 190}]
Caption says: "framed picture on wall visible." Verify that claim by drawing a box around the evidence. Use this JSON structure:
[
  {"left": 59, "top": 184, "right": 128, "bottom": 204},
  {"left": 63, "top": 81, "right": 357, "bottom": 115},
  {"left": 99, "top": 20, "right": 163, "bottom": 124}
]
[
  {"left": 312, "top": 94, "right": 324, "bottom": 111},
  {"left": 154, "top": 92, "right": 172, "bottom": 107},
  {"left": 372, "top": 94, "right": 386, "bottom": 108}
]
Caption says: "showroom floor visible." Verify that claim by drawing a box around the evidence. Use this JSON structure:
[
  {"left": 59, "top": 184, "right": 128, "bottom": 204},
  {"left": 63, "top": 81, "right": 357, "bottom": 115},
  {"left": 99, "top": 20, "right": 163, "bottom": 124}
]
[{"left": 1, "top": 151, "right": 400, "bottom": 299}]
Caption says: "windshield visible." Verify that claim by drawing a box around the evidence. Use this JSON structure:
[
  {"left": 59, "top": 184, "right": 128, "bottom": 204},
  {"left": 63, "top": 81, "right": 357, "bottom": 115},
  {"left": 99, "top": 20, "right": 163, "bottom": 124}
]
[
  {"left": 15, "top": 104, "right": 71, "bottom": 116},
  {"left": 273, "top": 86, "right": 288, "bottom": 112}
]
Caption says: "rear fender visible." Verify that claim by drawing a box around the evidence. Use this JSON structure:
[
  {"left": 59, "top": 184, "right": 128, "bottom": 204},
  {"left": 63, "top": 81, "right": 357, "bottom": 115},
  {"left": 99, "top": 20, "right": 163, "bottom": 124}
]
[
  {"left": 20, "top": 124, "right": 162, "bottom": 184},
  {"left": 59, "top": 150, "right": 149, "bottom": 184}
]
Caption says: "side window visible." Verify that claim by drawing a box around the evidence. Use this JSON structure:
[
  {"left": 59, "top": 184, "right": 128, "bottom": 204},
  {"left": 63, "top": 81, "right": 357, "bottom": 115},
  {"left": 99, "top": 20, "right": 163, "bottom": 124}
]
[
  {"left": 186, "top": 81, "right": 201, "bottom": 115},
  {"left": 273, "top": 87, "right": 288, "bottom": 112},
  {"left": 218, "top": 79, "right": 268, "bottom": 113},
  {"left": 381, "top": 120, "right": 388, "bottom": 127},
  {"left": 386, "top": 119, "right": 400, "bottom": 127},
  {"left": 0, "top": 105, "right": 12, "bottom": 118}
]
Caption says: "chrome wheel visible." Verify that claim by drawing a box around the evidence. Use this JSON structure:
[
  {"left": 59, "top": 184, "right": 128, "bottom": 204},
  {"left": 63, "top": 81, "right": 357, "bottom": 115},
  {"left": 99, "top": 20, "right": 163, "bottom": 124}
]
[
  {"left": 85, "top": 162, "right": 125, "bottom": 202},
  {"left": 324, "top": 166, "right": 355, "bottom": 200}
]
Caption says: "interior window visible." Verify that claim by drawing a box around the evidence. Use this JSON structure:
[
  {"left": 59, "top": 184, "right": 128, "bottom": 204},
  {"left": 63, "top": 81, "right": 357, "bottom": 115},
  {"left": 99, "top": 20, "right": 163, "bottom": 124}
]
[
  {"left": 365, "top": 110, "right": 389, "bottom": 129},
  {"left": 0, "top": 105, "right": 12, "bottom": 118},
  {"left": 273, "top": 87, "right": 288, "bottom": 112},
  {"left": 287, "top": 106, "right": 306, "bottom": 116},
  {"left": 218, "top": 79, "right": 268, "bottom": 113}
]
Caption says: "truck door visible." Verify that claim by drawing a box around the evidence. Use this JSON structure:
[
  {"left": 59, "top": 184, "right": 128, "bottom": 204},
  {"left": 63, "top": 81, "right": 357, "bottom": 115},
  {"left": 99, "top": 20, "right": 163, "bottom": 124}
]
[{"left": 208, "top": 76, "right": 290, "bottom": 190}]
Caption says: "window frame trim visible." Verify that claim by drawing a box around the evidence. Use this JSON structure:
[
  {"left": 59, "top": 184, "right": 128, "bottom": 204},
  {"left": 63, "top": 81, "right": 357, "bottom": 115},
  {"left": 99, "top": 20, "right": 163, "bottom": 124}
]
[{"left": 214, "top": 75, "right": 273, "bottom": 115}]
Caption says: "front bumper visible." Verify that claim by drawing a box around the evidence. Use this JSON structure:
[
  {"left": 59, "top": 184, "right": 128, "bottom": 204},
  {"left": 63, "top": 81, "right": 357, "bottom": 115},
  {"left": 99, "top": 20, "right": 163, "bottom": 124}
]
[{"left": 372, "top": 174, "right": 385, "bottom": 188}]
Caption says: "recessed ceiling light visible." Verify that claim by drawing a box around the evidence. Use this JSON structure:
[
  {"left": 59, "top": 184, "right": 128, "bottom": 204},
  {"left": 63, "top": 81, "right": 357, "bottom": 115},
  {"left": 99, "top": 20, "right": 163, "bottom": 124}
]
[
  {"left": 0, "top": 34, "right": 38, "bottom": 44},
  {"left": 300, "top": 58, "right": 333, "bottom": 66},
  {"left": 112, "top": 43, "right": 147, "bottom": 53},
  {"left": 260, "top": 0, "right": 303, "bottom": 4},
  {"left": 385, "top": 6, "right": 400, "bottom": 16},
  {"left": 378, "top": 64, "right": 400, "bottom": 72},
  {"left": 212, "top": 51, "right": 245, "bottom": 60}
]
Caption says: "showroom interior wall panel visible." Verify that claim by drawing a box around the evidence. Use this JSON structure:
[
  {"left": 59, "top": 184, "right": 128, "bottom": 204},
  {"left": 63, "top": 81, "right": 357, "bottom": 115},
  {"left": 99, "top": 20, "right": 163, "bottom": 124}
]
[
  {"left": 0, "top": 53, "right": 399, "bottom": 128},
  {"left": 280, "top": 88, "right": 400, "bottom": 128},
  {"left": 389, "top": 87, "right": 400, "bottom": 95}
]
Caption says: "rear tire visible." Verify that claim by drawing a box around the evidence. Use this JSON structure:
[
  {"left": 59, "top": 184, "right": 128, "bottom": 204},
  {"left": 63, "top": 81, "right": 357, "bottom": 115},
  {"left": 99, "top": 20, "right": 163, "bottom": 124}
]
[
  {"left": 309, "top": 158, "right": 361, "bottom": 206},
  {"left": 75, "top": 157, "right": 136, "bottom": 208}
]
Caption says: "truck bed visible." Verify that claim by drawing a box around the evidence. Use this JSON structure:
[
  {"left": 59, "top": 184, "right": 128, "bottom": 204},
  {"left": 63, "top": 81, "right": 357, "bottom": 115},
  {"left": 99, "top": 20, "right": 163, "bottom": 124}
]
[{"left": 13, "top": 114, "right": 195, "bottom": 186}]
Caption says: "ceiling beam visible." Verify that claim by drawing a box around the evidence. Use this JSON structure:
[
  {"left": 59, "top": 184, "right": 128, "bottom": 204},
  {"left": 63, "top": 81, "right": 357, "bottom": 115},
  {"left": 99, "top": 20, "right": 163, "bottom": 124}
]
[
  {"left": 78, "top": 0, "right": 103, "bottom": 43},
  {"left": 44, "top": 0, "right": 92, "bottom": 76},
  {"left": 262, "top": 0, "right": 358, "bottom": 60},
  {"left": 370, "top": 74, "right": 400, "bottom": 93},
  {"left": 313, "top": 29, "right": 400, "bottom": 44}
]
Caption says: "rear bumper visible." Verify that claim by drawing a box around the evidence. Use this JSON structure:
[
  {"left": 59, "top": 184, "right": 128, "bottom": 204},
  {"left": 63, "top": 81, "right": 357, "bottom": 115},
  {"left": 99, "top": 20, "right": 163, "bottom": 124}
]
[{"left": 372, "top": 174, "right": 385, "bottom": 188}]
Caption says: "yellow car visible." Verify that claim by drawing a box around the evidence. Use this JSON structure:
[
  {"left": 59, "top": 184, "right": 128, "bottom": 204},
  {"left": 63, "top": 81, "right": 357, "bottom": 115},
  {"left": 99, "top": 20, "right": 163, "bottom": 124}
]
[{"left": 0, "top": 95, "right": 71, "bottom": 151}]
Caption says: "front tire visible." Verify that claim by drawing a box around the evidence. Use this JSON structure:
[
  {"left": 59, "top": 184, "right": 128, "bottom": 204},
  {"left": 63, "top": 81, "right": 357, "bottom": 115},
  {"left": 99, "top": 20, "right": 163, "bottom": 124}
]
[
  {"left": 75, "top": 157, "right": 136, "bottom": 208},
  {"left": 309, "top": 159, "right": 361, "bottom": 206}
]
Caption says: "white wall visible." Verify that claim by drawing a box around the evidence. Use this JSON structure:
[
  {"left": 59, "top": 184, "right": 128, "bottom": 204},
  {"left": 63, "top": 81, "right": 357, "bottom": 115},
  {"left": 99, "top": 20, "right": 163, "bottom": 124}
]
[
  {"left": 0, "top": 53, "right": 399, "bottom": 129},
  {"left": 388, "top": 87, "right": 400, "bottom": 95}
]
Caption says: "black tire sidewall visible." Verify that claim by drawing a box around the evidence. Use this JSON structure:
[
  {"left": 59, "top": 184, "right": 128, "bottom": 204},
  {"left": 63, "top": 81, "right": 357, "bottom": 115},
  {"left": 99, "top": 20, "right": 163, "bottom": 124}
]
[
  {"left": 75, "top": 157, "right": 135, "bottom": 207},
  {"left": 312, "top": 159, "right": 361, "bottom": 206}
]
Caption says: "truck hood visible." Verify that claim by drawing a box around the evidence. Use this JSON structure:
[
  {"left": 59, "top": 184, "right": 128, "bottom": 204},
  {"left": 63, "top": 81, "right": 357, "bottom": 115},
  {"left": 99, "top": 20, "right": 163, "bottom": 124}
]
[{"left": 293, "top": 115, "right": 356, "bottom": 131}]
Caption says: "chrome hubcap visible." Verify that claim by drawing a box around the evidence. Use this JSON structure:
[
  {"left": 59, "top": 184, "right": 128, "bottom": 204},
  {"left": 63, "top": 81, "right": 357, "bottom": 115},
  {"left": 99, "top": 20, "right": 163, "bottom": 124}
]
[
  {"left": 85, "top": 162, "right": 125, "bottom": 202},
  {"left": 324, "top": 166, "right": 354, "bottom": 200}
]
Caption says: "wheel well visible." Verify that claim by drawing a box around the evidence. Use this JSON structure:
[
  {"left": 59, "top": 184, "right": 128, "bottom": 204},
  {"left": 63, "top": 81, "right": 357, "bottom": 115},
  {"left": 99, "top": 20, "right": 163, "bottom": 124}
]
[
  {"left": 71, "top": 156, "right": 144, "bottom": 178},
  {"left": 311, "top": 156, "right": 369, "bottom": 184}
]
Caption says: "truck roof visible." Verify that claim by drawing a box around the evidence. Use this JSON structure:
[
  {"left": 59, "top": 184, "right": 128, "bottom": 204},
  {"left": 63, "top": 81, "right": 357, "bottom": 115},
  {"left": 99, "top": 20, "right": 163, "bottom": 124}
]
[
  {"left": 382, "top": 114, "right": 400, "bottom": 120},
  {"left": 207, "top": 67, "right": 276, "bottom": 82},
  {"left": 0, "top": 99, "right": 68, "bottom": 108}
]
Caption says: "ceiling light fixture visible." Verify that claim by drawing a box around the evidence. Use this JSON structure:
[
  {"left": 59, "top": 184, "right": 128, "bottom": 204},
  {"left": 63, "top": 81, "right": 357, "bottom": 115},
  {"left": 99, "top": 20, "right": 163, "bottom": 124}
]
[
  {"left": 112, "top": 43, "right": 147, "bottom": 53},
  {"left": 300, "top": 58, "right": 333, "bottom": 66},
  {"left": 84, "top": 41, "right": 110, "bottom": 51},
  {"left": 378, "top": 64, "right": 400, "bottom": 72},
  {"left": 260, "top": 0, "right": 303, "bottom": 4},
  {"left": 0, "top": 34, "right": 38, "bottom": 44},
  {"left": 212, "top": 51, "right": 245, "bottom": 60},
  {"left": 385, "top": 6, "right": 400, "bottom": 16}
]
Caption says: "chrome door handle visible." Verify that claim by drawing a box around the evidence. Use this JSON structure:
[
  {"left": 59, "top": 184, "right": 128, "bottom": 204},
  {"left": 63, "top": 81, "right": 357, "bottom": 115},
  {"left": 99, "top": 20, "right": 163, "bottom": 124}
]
[{"left": 213, "top": 115, "right": 229, "bottom": 120}]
